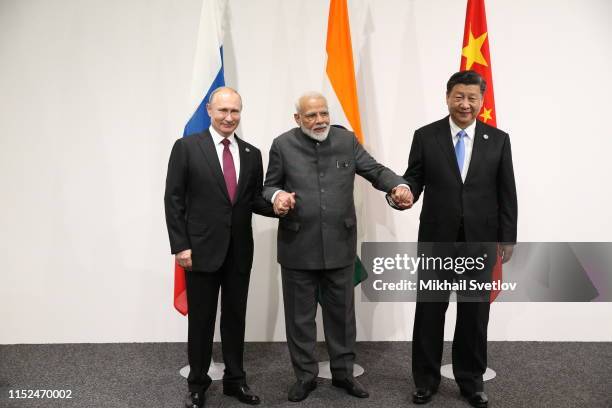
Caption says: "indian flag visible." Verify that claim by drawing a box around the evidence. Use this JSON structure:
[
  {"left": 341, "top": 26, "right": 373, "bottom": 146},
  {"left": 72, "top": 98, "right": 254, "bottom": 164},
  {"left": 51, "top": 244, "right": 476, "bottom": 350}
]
[{"left": 323, "top": 0, "right": 367, "bottom": 286}]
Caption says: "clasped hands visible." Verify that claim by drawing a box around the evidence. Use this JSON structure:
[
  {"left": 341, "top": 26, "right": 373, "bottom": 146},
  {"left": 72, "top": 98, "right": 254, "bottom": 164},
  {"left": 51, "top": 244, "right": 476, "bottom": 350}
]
[
  {"left": 390, "top": 185, "right": 413, "bottom": 209},
  {"left": 273, "top": 191, "right": 296, "bottom": 216},
  {"left": 274, "top": 187, "right": 412, "bottom": 215}
]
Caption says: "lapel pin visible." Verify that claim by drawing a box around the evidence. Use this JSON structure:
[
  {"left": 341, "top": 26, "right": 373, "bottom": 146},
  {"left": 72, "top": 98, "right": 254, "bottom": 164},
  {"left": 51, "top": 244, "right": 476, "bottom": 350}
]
[
  {"left": 483, "top": 134, "right": 489, "bottom": 140},
  {"left": 245, "top": 147, "right": 250, "bottom": 152}
]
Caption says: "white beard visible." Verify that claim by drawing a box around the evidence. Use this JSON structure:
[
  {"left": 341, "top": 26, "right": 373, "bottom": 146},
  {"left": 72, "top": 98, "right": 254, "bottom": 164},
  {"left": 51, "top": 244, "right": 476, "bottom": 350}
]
[{"left": 301, "top": 124, "right": 330, "bottom": 142}]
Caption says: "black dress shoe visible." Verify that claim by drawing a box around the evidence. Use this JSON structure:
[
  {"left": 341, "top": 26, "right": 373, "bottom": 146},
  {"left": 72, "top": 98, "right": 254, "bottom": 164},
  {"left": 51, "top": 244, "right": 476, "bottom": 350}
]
[
  {"left": 460, "top": 390, "right": 488, "bottom": 408},
  {"left": 288, "top": 380, "right": 317, "bottom": 402},
  {"left": 331, "top": 377, "right": 369, "bottom": 398},
  {"left": 412, "top": 388, "right": 436, "bottom": 404},
  {"left": 185, "top": 392, "right": 205, "bottom": 408},
  {"left": 223, "top": 384, "right": 261, "bottom": 405}
]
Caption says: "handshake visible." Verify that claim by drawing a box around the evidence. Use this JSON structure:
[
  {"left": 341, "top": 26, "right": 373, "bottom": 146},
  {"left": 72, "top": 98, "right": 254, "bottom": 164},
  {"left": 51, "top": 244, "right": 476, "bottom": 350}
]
[
  {"left": 273, "top": 191, "right": 296, "bottom": 216},
  {"left": 390, "top": 185, "right": 413, "bottom": 209},
  {"left": 272, "top": 185, "right": 413, "bottom": 217}
]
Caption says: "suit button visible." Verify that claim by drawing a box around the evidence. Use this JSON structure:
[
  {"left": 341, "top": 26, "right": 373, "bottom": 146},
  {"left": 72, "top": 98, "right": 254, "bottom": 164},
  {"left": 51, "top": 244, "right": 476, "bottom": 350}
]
[
  {"left": 321, "top": 205, "right": 326, "bottom": 210},
  {"left": 320, "top": 172, "right": 325, "bottom": 177},
  {"left": 321, "top": 188, "right": 325, "bottom": 193}
]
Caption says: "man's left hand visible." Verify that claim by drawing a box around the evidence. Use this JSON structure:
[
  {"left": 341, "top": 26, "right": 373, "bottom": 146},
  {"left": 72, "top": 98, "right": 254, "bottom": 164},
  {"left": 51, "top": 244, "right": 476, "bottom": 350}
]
[
  {"left": 498, "top": 244, "right": 514, "bottom": 263},
  {"left": 391, "top": 186, "right": 413, "bottom": 209}
]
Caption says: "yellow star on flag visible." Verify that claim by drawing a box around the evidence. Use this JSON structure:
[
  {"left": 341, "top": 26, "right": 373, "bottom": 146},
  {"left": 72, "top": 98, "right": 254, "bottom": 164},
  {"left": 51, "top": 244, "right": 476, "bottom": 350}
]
[
  {"left": 479, "top": 107, "right": 493, "bottom": 123},
  {"left": 462, "top": 28, "right": 488, "bottom": 70}
]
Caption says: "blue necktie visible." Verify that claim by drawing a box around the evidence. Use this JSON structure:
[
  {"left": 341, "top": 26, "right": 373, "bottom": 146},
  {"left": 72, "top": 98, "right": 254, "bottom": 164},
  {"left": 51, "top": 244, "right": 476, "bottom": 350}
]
[{"left": 455, "top": 130, "right": 467, "bottom": 174}]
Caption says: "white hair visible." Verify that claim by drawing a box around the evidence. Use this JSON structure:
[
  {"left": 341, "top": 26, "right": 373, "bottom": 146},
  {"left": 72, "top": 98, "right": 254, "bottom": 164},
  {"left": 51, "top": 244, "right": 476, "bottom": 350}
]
[{"left": 294, "top": 91, "right": 327, "bottom": 113}]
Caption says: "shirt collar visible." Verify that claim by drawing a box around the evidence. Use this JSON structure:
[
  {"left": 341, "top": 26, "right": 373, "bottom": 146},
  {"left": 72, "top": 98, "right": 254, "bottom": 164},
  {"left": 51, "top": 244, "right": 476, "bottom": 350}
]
[
  {"left": 449, "top": 117, "right": 477, "bottom": 140},
  {"left": 209, "top": 125, "right": 237, "bottom": 146}
]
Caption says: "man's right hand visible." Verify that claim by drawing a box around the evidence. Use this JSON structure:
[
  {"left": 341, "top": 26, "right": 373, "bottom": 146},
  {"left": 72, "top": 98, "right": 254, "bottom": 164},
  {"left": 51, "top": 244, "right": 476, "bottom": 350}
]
[
  {"left": 176, "top": 249, "right": 192, "bottom": 270},
  {"left": 274, "top": 191, "right": 296, "bottom": 216}
]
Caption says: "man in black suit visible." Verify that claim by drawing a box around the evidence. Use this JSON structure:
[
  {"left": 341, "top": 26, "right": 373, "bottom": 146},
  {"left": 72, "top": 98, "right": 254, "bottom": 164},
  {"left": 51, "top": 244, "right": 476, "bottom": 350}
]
[
  {"left": 164, "top": 87, "right": 274, "bottom": 408},
  {"left": 392, "top": 71, "right": 517, "bottom": 407}
]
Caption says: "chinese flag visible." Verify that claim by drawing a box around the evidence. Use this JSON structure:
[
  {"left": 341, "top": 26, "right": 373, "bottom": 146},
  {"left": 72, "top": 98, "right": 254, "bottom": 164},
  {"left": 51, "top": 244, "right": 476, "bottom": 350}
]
[
  {"left": 460, "top": 0, "right": 502, "bottom": 302},
  {"left": 460, "top": 0, "right": 496, "bottom": 126}
]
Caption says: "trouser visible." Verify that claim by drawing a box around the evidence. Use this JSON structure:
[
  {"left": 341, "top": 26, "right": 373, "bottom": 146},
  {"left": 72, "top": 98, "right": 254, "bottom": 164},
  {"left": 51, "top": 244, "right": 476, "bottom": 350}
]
[
  {"left": 185, "top": 243, "right": 251, "bottom": 393},
  {"left": 412, "top": 226, "right": 495, "bottom": 394},
  {"left": 412, "top": 299, "right": 490, "bottom": 394},
  {"left": 281, "top": 264, "right": 356, "bottom": 382}
]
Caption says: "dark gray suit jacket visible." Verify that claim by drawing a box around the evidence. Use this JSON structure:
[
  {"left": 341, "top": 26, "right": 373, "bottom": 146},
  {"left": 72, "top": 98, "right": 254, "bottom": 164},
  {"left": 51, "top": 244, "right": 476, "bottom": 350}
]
[{"left": 263, "top": 126, "right": 404, "bottom": 270}]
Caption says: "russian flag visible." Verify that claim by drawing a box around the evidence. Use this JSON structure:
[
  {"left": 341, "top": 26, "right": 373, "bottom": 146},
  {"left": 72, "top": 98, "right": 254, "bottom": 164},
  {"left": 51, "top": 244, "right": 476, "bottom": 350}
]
[{"left": 174, "top": 0, "right": 227, "bottom": 315}]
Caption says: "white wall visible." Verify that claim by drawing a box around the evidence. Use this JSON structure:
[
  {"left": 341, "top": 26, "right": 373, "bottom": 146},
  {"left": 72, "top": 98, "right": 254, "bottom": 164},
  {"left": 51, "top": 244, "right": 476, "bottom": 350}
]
[{"left": 1, "top": 0, "right": 611, "bottom": 344}]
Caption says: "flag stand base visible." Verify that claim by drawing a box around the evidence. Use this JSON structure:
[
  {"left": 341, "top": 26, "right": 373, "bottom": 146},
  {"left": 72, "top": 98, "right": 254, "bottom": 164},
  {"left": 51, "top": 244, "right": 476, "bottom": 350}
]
[
  {"left": 317, "top": 361, "right": 364, "bottom": 379},
  {"left": 440, "top": 364, "right": 496, "bottom": 381},
  {"left": 179, "top": 359, "right": 225, "bottom": 380}
]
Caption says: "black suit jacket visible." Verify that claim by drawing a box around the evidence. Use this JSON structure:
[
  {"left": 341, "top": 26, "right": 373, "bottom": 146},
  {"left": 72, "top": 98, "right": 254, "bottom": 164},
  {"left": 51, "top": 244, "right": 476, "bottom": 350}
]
[
  {"left": 164, "top": 129, "right": 274, "bottom": 273},
  {"left": 403, "top": 117, "right": 517, "bottom": 243}
]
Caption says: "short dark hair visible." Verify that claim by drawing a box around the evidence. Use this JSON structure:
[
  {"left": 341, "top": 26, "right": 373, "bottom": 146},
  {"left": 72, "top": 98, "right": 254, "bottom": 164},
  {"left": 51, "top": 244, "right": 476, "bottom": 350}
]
[{"left": 446, "top": 70, "right": 486, "bottom": 95}]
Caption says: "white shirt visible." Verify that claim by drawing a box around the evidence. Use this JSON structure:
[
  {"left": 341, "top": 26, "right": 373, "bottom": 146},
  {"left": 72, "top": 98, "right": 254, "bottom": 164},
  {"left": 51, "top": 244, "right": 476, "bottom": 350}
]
[
  {"left": 449, "top": 117, "right": 476, "bottom": 183},
  {"left": 210, "top": 125, "right": 240, "bottom": 183}
]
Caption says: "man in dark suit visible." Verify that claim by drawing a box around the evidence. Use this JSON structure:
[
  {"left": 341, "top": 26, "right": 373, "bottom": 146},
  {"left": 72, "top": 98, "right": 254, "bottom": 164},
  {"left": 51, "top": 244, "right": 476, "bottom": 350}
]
[
  {"left": 164, "top": 87, "right": 274, "bottom": 408},
  {"left": 263, "top": 92, "right": 411, "bottom": 402},
  {"left": 393, "top": 71, "right": 517, "bottom": 408}
]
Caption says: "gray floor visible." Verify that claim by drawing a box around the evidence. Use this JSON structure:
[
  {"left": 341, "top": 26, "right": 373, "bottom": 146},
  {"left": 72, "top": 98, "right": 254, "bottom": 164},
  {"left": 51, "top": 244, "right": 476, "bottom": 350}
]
[{"left": 1, "top": 342, "right": 611, "bottom": 407}]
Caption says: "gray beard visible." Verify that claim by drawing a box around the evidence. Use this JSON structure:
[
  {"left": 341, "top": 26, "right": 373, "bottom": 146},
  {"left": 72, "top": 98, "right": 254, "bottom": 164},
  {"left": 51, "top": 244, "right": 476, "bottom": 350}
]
[{"left": 301, "top": 125, "right": 330, "bottom": 142}]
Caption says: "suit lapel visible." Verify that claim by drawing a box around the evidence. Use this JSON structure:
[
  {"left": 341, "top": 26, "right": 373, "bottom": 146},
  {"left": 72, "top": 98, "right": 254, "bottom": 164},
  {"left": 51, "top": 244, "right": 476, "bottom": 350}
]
[
  {"left": 234, "top": 136, "right": 251, "bottom": 203},
  {"left": 196, "top": 130, "right": 231, "bottom": 203},
  {"left": 465, "top": 120, "right": 488, "bottom": 184},
  {"left": 434, "top": 118, "right": 463, "bottom": 184}
]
